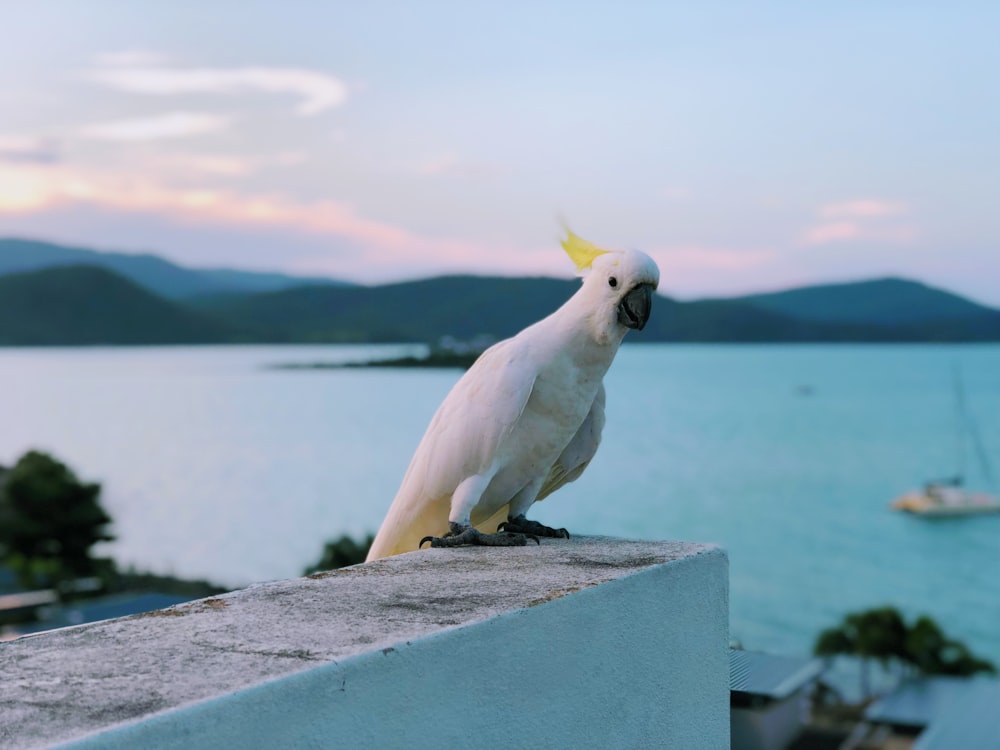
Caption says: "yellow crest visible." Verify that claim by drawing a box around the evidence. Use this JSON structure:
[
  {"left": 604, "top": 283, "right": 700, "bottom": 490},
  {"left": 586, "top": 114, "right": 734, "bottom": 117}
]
[{"left": 561, "top": 228, "right": 610, "bottom": 272}]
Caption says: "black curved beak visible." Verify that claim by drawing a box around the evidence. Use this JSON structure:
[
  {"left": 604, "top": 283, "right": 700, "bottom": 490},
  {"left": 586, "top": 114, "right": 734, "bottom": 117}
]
[{"left": 617, "top": 283, "right": 654, "bottom": 331}]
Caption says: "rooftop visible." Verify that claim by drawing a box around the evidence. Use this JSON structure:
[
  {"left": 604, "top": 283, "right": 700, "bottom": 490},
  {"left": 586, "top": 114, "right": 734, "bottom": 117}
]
[
  {"left": 730, "top": 648, "right": 826, "bottom": 701},
  {"left": 866, "top": 675, "right": 1000, "bottom": 750}
]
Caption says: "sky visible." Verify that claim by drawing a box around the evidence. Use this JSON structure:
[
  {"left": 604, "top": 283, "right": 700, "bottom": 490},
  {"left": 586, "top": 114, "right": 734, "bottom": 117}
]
[{"left": 1, "top": 1, "right": 998, "bottom": 303}]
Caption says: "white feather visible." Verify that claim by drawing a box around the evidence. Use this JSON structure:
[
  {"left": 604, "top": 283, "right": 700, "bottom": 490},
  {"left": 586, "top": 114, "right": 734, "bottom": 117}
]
[{"left": 366, "top": 248, "right": 659, "bottom": 560}]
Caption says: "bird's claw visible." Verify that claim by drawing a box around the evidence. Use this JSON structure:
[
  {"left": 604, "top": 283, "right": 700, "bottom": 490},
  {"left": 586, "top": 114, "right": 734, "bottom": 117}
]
[
  {"left": 498, "top": 515, "right": 570, "bottom": 539},
  {"left": 420, "top": 523, "right": 539, "bottom": 549}
]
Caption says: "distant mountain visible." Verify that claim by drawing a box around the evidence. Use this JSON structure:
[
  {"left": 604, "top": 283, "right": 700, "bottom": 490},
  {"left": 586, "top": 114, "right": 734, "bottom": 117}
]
[
  {"left": 642, "top": 297, "right": 856, "bottom": 342},
  {"left": 0, "top": 265, "right": 234, "bottom": 345},
  {"left": 0, "top": 252, "right": 997, "bottom": 345},
  {"left": 720, "top": 277, "right": 1000, "bottom": 342},
  {"left": 197, "top": 274, "right": 1000, "bottom": 344},
  {"left": 194, "top": 276, "right": 582, "bottom": 342},
  {"left": 729, "top": 277, "right": 996, "bottom": 325},
  {"left": 0, "top": 238, "right": 352, "bottom": 300}
]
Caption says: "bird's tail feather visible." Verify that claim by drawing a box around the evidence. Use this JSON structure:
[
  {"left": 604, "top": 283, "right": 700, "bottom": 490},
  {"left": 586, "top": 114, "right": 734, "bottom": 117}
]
[
  {"left": 366, "top": 493, "right": 512, "bottom": 561},
  {"left": 366, "top": 489, "right": 450, "bottom": 561}
]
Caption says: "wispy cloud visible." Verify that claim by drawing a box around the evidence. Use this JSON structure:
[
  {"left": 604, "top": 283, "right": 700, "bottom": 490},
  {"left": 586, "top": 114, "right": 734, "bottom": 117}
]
[
  {"left": 80, "top": 112, "right": 230, "bottom": 141},
  {"left": 801, "top": 221, "right": 863, "bottom": 244},
  {"left": 414, "top": 152, "right": 506, "bottom": 178},
  {"left": 86, "top": 62, "right": 348, "bottom": 116},
  {"left": 803, "top": 222, "right": 916, "bottom": 245},
  {"left": 147, "top": 150, "right": 306, "bottom": 177},
  {"left": 162, "top": 154, "right": 252, "bottom": 176},
  {"left": 0, "top": 163, "right": 475, "bottom": 264},
  {"left": 802, "top": 198, "right": 915, "bottom": 246},
  {"left": 819, "top": 199, "right": 907, "bottom": 219},
  {"left": 0, "top": 135, "right": 60, "bottom": 164}
]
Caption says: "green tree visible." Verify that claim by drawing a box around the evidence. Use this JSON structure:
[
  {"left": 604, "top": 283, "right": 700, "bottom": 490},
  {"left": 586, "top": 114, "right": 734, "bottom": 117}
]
[
  {"left": 815, "top": 606, "right": 907, "bottom": 698},
  {"left": 303, "top": 533, "right": 374, "bottom": 575},
  {"left": 905, "top": 615, "right": 996, "bottom": 677},
  {"left": 904, "top": 615, "right": 950, "bottom": 675},
  {"left": 0, "top": 450, "right": 114, "bottom": 590},
  {"left": 814, "top": 606, "right": 995, "bottom": 700}
]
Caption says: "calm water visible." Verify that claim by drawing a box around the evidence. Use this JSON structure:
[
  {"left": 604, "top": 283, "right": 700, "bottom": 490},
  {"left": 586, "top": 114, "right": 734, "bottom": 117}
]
[{"left": 1, "top": 344, "right": 998, "bottom": 665}]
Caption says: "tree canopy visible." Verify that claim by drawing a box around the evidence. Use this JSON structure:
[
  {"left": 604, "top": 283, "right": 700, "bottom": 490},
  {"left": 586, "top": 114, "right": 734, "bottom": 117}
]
[
  {"left": 0, "top": 450, "right": 114, "bottom": 589},
  {"left": 302, "top": 534, "right": 374, "bottom": 575},
  {"left": 814, "top": 605, "right": 996, "bottom": 698}
]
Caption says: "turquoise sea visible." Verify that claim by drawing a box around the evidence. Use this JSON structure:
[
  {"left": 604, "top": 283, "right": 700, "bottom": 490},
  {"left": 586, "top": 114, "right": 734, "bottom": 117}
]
[{"left": 1, "top": 344, "right": 998, "bottom": 666}]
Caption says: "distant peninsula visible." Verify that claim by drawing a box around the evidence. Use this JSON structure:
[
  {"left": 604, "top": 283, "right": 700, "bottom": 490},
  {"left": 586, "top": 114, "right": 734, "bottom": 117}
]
[{"left": 270, "top": 350, "right": 481, "bottom": 371}]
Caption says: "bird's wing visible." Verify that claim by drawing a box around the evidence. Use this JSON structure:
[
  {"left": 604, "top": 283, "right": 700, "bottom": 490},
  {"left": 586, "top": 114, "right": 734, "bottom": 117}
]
[
  {"left": 535, "top": 382, "right": 606, "bottom": 502},
  {"left": 366, "top": 339, "right": 538, "bottom": 560},
  {"left": 415, "top": 340, "right": 538, "bottom": 499}
]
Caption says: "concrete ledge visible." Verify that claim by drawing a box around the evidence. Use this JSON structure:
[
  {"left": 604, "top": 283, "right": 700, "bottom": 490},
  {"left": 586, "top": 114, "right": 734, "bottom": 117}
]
[{"left": 0, "top": 537, "right": 729, "bottom": 750}]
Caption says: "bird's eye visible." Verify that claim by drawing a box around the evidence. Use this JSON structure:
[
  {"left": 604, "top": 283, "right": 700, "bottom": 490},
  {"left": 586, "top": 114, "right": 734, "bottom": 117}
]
[{"left": 609, "top": 276, "right": 618, "bottom": 288}]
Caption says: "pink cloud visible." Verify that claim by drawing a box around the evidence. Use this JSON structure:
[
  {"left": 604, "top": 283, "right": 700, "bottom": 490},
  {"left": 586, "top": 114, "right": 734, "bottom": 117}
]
[
  {"left": 801, "top": 221, "right": 863, "bottom": 244},
  {"left": 624, "top": 244, "right": 780, "bottom": 299},
  {"left": 819, "top": 199, "right": 907, "bottom": 218},
  {"left": 146, "top": 150, "right": 306, "bottom": 178},
  {"left": 413, "top": 152, "right": 505, "bottom": 179},
  {"left": 802, "top": 221, "right": 917, "bottom": 246},
  {"left": 0, "top": 135, "right": 59, "bottom": 164},
  {"left": 802, "top": 198, "right": 917, "bottom": 246},
  {"left": 0, "top": 163, "right": 477, "bottom": 264},
  {"left": 0, "top": 163, "right": 790, "bottom": 284}
]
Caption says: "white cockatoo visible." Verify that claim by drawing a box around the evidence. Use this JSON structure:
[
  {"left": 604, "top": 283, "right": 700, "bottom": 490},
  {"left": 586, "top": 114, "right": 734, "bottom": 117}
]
[{"left": 365, "top": 230, "right": 659, "bottom": 561}]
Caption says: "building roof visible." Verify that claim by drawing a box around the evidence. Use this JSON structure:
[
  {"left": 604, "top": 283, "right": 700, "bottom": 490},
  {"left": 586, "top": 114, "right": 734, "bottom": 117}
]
[
  {"left": 730, "top": 649, "right": 826, "bottom": 700},
  {"left": 913, "top": 678, "right": 1000, "bottom": 750},
  {"left": 866, "top": 676, "right": 1000, "bottom": 750},
  {"left": 865, "top": 675, "right": 966, "bottom": 728}
]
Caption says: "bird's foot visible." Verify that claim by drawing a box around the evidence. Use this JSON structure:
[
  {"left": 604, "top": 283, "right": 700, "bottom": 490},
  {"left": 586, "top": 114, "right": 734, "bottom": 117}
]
[
  {"left": 498, "top": 514, "right": 570, "bottom": 539},
  {"left": 420, "top": 522, "right": 539, "bottom": 549}
]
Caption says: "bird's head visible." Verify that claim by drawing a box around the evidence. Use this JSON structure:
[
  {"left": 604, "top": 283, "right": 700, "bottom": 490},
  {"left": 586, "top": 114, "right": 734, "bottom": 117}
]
[{"left": 562, "top": 229, "right": 660, "bottom": 342}]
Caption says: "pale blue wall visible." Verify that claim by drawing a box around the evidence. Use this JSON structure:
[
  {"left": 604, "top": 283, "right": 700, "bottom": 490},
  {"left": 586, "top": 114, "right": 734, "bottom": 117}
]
[{"left": 59, "top": 548, "right": 729, "bottom": 750}]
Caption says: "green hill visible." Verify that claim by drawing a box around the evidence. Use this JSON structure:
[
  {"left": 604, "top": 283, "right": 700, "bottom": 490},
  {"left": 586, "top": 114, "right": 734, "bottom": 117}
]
[
  {"left": 0, "top": 265, "right": 234, "bottom": 345},
  {"left": 199, "top": 276, "right": 1000, "bottom": 343},
  {"left": 200, "top": 274, "right": 1000, "bottom": 344},
  {"left": 718, "top": 277, "right": 1000, "bottom": 342},
  {"left": 0, "top": 259, "right": 997, "bottom": 345},
  {"left": 731, "top": 277, "right": 996, "bottom": 325},
  {"left": 642, "top": 297, "right": 859, "bottom": 342},
  {"left": 195, "top": 276, "right": 582, "bottom": 342},
  {"left": 0, "top": 238, "right": 351, "bottom": 300}
]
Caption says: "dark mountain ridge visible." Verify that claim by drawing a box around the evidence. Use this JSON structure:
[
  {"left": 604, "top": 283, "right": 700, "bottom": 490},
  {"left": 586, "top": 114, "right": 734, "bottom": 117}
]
[
  {"left": 0, "top": 247, "right": 997, "bottom": 345},
  {"left": 196, "top": 273, "right": 1000, "bottom": 344},
  {"left": 725, "top": 276, "right": 996, "bottom": 325},
  {"left": 0, "top": 238, "right": 352, "bottom": 300},
  {"left": 0, "top": 265, "right": 234, "bottom": 345}
]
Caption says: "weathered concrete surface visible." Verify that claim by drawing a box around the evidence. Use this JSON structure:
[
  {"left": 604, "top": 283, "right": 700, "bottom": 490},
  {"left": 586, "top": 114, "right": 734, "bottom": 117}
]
[{"left": 0, "top": 537, "right": 729, "bottom": 750}]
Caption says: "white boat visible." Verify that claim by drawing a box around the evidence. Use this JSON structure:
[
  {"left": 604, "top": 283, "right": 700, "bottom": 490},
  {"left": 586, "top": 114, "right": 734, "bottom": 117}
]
[
  {"left": 891, "top": 366, "right": 999, "bottom": 518},
  {"left": 892, "top": 483, "right": 1000, "bottom": 517}
]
